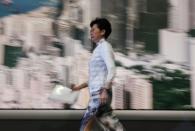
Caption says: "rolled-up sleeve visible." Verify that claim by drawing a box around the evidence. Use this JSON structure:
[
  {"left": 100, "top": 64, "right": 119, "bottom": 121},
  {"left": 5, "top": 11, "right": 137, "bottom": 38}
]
[{"left": 100, "top": 42, "right": 116, "bottom": 89}]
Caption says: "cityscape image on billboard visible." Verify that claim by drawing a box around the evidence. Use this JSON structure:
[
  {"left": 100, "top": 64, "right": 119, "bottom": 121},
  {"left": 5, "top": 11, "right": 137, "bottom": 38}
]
[{"left": 0, "top": 0, "right": 194, "bottom": 110}]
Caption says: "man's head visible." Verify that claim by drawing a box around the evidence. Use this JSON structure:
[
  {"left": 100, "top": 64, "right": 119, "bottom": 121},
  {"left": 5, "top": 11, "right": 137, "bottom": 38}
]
[{"left": 90, "top": 18, "right": 112, "bottom": 43}]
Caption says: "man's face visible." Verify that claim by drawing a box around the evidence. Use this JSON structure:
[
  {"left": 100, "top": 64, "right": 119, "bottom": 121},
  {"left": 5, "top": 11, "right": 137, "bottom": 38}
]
[{"left": 90, "top": 24, "right": 105, "bottom": 43}]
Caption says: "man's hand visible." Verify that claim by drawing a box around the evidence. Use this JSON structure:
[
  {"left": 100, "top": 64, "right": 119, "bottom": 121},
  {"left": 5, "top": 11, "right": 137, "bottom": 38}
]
[
  {"left": 70, "top": 84, "right": 81, "bottom": 91},
  {"left": 100, "top": 89, "right": 108, "bottom": 105}
]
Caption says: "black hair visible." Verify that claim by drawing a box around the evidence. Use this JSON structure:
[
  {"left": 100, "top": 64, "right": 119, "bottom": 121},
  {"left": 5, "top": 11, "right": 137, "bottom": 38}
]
[{"left": 90, "top": 18, "right": 112, "bottom": 39}]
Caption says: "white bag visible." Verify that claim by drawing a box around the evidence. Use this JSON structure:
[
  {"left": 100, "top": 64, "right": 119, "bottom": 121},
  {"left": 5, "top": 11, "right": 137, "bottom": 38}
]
[{"left": 48, "top": 84, "right": 79, "bottom": 105}]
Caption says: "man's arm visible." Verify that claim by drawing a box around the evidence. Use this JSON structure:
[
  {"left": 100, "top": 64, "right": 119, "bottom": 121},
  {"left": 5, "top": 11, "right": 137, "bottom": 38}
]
[
  {"left": 100, "top": 42, "right": 116, "bottom": 90},
  {"left": 71, "top": 82, "right": 88, "bottom": 91}
]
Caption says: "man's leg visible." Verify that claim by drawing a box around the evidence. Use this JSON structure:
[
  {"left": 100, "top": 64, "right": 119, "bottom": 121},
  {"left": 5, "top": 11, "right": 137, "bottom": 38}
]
[
  {"left": 96, "top": 89, "right": 125, "bottom": 131},
  {"left": 80, "top": 97, "right": 100, "bottom": 131},
  {"left": 83, "top": 116, "right": 96, "bottom": 131}
]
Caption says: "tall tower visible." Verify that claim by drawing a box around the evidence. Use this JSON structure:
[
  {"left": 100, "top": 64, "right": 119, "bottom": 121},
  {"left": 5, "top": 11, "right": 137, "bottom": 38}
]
[
  {"left": 134, "top": 0, "right": 168, "bottom": 53},
  {"left": 190, "top": 0, "right": 195, "bottom": 29},
  {"left": 26, "top": 16, "right": 53, "bottom": 53},
  {"left": 159, "top": 0, "right": 190, "bottom": 63},
  {"left": 126, "top": 0, "right": 138, "bottom": 50},
  {"left": 79, "top": 0, "right": 101, "bottom": 26},
  {"left": 101, "top": 0, "right": 127, "bottom": 52},
  {"left": 189, "top": 38, "right": 195, "bottom": 108},
  {"left": 168, "top": 0, "right": 190, "bottom": 32},
  {"left": 189, "top": 0, "right": 195, "bottom": 109},
  {"left": 125, "top": 75, "right": 153, "bottom": 109},
  {"left": 112, "top": 81, "right": 125, "bottom": 109}
]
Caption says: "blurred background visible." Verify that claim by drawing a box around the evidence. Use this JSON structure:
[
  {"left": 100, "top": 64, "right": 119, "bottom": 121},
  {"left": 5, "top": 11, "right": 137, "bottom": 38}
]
[{"left": 0, "top": 0, "right": 193, "bottom": 110}]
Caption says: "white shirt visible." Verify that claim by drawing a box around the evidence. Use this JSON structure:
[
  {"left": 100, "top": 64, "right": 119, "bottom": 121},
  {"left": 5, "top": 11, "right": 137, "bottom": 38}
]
[{"left": 88, "top": 38, "right": 116, "bottom": 94}]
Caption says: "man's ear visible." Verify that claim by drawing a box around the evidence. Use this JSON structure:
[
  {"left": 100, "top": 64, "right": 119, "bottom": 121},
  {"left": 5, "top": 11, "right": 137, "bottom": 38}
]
[{"left": 101, "top": 29, "right": 106, "bottom": 36}]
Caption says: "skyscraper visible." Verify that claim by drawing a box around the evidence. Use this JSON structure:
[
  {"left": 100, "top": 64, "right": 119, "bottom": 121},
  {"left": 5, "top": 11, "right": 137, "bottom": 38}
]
[
  {"left": 190, "top": 0, "right": 195, "bottom": 29},
  {"left": 169, "top": 0, "right": 190, "bottom": 32},
  {"left": 0, "top": 20, "right": 4, "bottom": 35},
  {"left": 125, "top": 75, "right": 153, "bottom": 109},
  {"left": 112, "top": 81, "right": 125, "bottom": 109},
  {"left": 159, "top": 29, "right": 188, "bottom": 63},
  {"left": 189, "top": 37, "right": 195, "bottom": 108},
  {"left": 111, "top": 67, "right": 153, "bottom": 109},
  {"left": 134, "top": 0, "right": 168, "bottom": 53},
  {"left": 159, "top": 0, "right": 191, "bottom": 63},
  {"left": 26, "top": 16, "right": 53, "bottom": 53}
]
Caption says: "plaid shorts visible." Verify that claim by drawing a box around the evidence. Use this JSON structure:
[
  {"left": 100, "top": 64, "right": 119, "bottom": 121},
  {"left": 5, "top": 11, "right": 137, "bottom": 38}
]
[{"left": 80, "top": 90, "right": 124, "bottom": 131}]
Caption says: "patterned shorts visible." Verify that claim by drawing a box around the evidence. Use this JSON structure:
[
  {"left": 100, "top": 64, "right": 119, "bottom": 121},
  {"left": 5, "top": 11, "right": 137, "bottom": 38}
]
[{"left": 80, "top": 90, "right": 124, "bottom": 131}]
